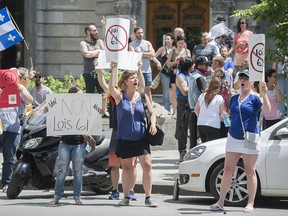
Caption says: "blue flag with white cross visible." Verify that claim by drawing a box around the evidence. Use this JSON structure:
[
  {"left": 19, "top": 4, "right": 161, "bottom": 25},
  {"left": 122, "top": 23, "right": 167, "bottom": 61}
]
[{"left": 0, "top": 7, "right": 23, "bottom": 51}]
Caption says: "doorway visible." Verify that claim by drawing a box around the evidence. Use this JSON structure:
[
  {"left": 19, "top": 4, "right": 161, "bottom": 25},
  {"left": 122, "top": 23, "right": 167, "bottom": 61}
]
[{"left": 146, "top": 0, "right": 210, "bottom": 93}]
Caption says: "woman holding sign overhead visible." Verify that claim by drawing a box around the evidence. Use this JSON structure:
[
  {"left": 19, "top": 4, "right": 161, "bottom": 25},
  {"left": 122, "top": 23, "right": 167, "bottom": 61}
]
[
  {"left": 210, "top": 69, "right": 270, "bottom": 213},
  {"left": 0, "top": 67, "right": 33, "bottom": 193},
  {"left": 49, "top": 85, "right": 87, "bottom": 205},
  {"left": 108, "top": 60, "right": 158, "bottom": 207}
]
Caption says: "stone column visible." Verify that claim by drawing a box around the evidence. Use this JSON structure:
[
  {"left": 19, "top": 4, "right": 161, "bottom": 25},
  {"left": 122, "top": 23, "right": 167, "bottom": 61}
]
[
  {"left": 210, "top": 0, "right": 236, "bottom": 29},
  {"left": 115, "top": 0, "right": 133, "bottom": 17}
]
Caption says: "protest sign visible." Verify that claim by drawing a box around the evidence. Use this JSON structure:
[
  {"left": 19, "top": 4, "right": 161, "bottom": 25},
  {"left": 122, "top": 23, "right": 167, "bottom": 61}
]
[
  {"left": 208, "top": 23, "right": 227, "bottom": 39},
  {"left": 95, "top": 50, "right": 142, "bottom": 70},
  {"left": 46, "top": 94, "right": 102, "bottom": 136},
  {"left": 249, "top": 34, "right": 265, "bottom": 81},
  {"left": 0, "top": 69, "right": 20, "bottom": 108},
  {"left": 105, "top": 18, "right": 130, "bottom": 63}
]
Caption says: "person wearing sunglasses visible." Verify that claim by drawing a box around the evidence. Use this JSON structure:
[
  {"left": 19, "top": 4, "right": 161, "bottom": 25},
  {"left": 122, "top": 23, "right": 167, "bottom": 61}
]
[
  {"left": 210, "top": 69, "right": 270, "bottom": 213},
  {"left": 228, "top": 18, "right": 253, "bottom": 73},
  {"left": 28, "top": 71, "right": 52, "bottom": 108}
]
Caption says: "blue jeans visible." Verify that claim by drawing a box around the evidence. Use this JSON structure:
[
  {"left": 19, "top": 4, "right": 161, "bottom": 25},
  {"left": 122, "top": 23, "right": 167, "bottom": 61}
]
[
  {"left": 54, "top": 141, "right": 85, "bottom": 200},
  {"left": 160, "top": 73, "right": 171, "bottom": 112},
  {"left": 0, "top": 131, "right": 20, "bottom": 187}
]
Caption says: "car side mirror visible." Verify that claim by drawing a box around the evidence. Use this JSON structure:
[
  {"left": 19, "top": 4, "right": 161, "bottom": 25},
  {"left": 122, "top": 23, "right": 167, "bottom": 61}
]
[{"left": 275, "top": 127, "right": 288, "bottom": 137}]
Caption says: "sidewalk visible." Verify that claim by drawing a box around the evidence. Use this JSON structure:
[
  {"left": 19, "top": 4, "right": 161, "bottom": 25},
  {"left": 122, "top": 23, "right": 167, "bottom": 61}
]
[
  {"left": 0, "top": 97, "right": 180, "bottom": 196},
  {"left": 0, "top": 150, "right": 179, "bottom": 196},
  {"left": 133, "top": 149, "right": 179, "bottom": 195}
]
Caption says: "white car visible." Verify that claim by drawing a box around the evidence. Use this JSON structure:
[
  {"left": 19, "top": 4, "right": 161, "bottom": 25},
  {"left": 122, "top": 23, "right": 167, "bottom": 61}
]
[{"left": 173, "top": 118, "right": 288, "bottom": 206}]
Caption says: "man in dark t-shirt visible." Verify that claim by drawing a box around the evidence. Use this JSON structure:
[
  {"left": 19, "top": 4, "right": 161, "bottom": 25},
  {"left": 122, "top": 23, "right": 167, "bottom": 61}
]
[{"left": 192, "top": 32, "right": 218, "bottom": 65}]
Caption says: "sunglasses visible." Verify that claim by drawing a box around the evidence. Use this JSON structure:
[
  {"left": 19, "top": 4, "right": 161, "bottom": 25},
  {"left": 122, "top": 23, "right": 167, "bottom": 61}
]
[
  {"left": 240, "top": 22, "right": 247, "bottom": 24},
  {"left": 239, "top": 75, "right": 249, "bottom": 81}
]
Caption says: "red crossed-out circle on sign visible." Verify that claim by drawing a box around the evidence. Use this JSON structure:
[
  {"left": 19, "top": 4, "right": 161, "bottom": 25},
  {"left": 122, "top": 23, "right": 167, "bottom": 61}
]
[
  {"left": 105, "top": 24, "right": 128, "bottom": 52},
  {"left": 2, "top": 70, "right": 18, "bottom": 86},
  {"left": 250, "top": 42, "right": 264, "bottom": 73}
]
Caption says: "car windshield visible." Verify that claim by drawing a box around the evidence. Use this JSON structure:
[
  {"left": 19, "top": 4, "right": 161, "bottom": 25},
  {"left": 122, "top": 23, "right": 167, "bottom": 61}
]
[{"left": 26, "top": 102, "right": 47, "bottom": 125}]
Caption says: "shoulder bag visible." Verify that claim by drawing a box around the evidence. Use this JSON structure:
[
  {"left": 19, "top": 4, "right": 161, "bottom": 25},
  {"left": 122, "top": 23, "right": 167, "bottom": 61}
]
[{"left": 140, "top": 93, "right": 165, "bottom": 146}]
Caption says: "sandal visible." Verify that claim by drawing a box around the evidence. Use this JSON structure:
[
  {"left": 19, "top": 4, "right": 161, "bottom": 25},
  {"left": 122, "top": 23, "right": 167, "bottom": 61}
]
[
  {"left": 209, "top": 202, "right": 224, "bottom": 211},
  {"left": 75, "top": 200, "right": 83, "bottom": 205},
  {"left": 49, "top": 198, "right": 59, "bottom": 205},
  {"left": 243, "top": 203, "right": 254, "bottom": 213},
  {"left": 2, "top": 185, "right": 8, "bottom": 193}
]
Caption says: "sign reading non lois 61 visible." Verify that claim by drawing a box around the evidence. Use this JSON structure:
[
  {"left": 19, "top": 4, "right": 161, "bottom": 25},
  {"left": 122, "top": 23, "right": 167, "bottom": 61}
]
[{"left": 46, "top": 94, "right": 102, "bottom": 136}]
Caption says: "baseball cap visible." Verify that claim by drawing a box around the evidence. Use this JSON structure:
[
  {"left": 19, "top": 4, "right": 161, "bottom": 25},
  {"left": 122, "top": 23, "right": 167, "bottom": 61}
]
[
  {"left": 215, "top": 16, "right": 226, "bottom": 23},
  {"left": 195, "top": 56, "right": 209, "bottom": 66},
  {"left": 238, "top": 69, "right": 250, "bottom": 77}
]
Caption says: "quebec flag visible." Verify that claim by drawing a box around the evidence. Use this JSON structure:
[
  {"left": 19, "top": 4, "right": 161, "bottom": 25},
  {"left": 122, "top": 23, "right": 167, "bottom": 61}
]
[{"left": 0, "top": 7, "right": 23, "bottom": 51}]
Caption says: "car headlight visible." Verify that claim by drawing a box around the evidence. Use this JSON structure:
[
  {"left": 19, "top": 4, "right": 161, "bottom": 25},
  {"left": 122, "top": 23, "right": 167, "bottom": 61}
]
[
  {"left": 184, "top": 146, "right": 206, "bottom": 161},
  {"left": 20, "top": 137, "right": 42, "bottom": 150}
]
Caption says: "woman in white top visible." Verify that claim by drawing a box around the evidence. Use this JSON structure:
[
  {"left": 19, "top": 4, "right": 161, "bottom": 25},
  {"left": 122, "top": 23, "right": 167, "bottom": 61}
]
[{"left": 194, "top": 78, "right": 225, "bottom": 143}]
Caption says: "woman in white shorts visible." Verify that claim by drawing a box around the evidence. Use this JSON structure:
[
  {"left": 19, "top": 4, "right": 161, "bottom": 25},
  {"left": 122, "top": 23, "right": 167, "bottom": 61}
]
[{"left": 210, "top": 69, "right": 271, "bottom": 213}]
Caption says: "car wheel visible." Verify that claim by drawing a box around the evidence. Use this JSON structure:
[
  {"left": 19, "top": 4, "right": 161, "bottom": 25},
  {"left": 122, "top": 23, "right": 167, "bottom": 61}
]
[
  {"left": 210, "top": 161, "right": 248, "bottom": 207},
  {"left": 173, "top": 178, "right": 179, "bottom": 200}
]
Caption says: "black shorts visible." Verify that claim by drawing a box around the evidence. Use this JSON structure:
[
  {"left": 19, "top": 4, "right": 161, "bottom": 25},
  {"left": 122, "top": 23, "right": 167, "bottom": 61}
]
[{"left": 115, "top": 139, "right": 150, "bottom": 159}]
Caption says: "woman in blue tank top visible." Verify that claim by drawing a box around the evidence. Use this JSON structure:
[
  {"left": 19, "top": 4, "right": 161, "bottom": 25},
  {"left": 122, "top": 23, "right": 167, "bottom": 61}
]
[
  {"left": 108, "top": 61, "right": 158, "bottom": 207},
  {"left": 175, "top": 57, "right": 194, "bottom": 162}
]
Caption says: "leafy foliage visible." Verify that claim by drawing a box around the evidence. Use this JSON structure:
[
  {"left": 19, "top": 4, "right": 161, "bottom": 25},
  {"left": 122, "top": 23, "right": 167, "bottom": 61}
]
[
  {"left": 232, "top": 0, "right": 288, "bottom": 61},
  {"left": 42, "top": 71, "right": 110, "bottom": 94}
]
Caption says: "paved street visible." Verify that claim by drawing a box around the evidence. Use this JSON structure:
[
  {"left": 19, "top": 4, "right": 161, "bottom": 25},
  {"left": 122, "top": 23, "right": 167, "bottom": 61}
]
[{"left": 0, "top": 190, "right": 288, "bottom": 216}]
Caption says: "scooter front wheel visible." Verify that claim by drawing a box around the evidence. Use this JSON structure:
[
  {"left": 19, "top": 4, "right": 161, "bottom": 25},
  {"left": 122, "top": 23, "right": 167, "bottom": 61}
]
[
  {"left": 90, "top": 175, "right": 112, "bottom": 194},
  {"left": 7, "top": 173, "right": 30, "bottom": 199}
]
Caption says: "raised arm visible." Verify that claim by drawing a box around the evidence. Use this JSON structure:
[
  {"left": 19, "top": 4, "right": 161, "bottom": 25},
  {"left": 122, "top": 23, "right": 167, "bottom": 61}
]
[
  {"left": 96, "top": 69, "right": 109, "bottom": 94},
  {"left": 18, "top": 84, "right": 33, "bottom": 104},
  {"left": 137, "top": 60, "right": 145, "bottom": 93},
  {"left": 101, "top": 16, "right": 106, "bottom": 38},
  {"left": 108, "top": 61, "right": 122, "bottom": 104}
]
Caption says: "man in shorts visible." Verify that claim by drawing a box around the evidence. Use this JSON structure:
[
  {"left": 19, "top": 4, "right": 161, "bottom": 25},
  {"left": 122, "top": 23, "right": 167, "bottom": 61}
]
[{"left": 129, "top": 27, "right": 155, "bottom": 103}]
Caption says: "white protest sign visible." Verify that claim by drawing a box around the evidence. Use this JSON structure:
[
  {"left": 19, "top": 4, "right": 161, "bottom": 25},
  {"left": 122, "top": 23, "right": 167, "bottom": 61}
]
[
  {"left": 209, "top": 23, "right": 227, "bottom": 39},
  {"left": 249, "top": 34, "right": 265, "bottom": 81},
  {"left": 95, "top": 50, "right": 142, "bottom": 70},
  {"left": 105, "top": 18, "right": 130, "bottom": 63},
  {"left": 46, "top": 94, "right": 102, "bottom": 136}
]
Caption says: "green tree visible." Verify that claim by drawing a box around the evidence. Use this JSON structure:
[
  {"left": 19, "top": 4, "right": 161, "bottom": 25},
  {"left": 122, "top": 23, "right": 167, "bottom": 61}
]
[{"left": 232, "top": 0, "right": 288, "bottom": 61}]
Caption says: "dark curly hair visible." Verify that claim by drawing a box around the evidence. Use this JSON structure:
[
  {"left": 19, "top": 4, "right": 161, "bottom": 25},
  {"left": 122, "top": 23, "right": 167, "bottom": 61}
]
[{"left": 178, "top": 57, "right": 194, "bottom": 74}]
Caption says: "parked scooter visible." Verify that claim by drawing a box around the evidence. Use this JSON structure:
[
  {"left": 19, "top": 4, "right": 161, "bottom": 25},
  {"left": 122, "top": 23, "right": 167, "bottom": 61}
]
[{"left": 7, "top": 103, "right": 112, "bottom": 199}]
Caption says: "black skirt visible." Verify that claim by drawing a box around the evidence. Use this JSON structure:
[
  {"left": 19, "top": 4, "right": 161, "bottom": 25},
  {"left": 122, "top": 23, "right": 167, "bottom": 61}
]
[{"left": 115, "top": 139, "right": 151, "bottom": 159}]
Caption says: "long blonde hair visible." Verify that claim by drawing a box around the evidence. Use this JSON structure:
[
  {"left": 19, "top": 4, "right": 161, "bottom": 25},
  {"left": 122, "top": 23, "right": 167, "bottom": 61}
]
[{"left": 117, "top": 70, "right": 137, "bottom": 92}]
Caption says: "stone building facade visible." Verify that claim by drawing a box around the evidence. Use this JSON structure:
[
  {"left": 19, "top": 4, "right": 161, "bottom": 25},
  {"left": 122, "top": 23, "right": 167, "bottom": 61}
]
[{"left": 14, "top": 0, "right": 265, "bottom": 78}]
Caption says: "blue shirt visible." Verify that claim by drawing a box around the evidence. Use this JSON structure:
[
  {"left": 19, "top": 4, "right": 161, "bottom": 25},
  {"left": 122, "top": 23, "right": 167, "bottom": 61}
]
[
  {"left": 176, "top": 71, "right": 190, "bottom": 102},
  {"left": 224, "top": 57, "right": 234, "bottom": 72},
  {"left": 116, "top": 93, "right": 147, "bottom": 141},
  {"left": 229, "top": 93, "right": 262, "bottom": 140}
]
